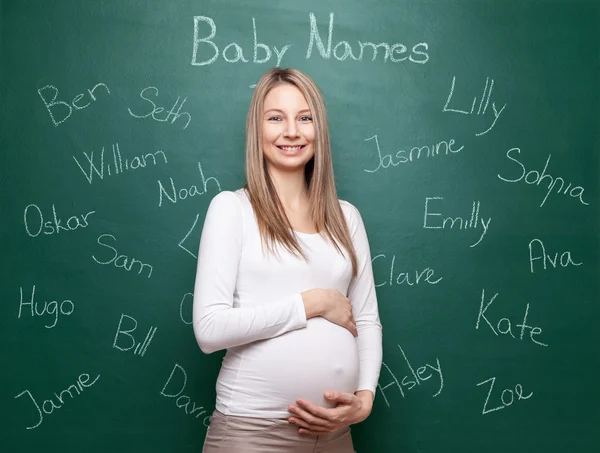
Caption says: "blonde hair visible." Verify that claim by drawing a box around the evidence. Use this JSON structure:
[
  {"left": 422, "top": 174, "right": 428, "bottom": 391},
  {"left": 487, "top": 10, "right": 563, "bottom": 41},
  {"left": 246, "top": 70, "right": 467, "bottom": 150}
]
[{"left": 243, "top": 67, "right": 359, "bottom": 278}]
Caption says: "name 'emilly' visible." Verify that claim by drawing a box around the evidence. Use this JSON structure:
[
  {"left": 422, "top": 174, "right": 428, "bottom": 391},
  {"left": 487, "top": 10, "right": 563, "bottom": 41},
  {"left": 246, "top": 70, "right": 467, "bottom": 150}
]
[{"left": 423, "top": 197, "right": 491, "bottom": 247}]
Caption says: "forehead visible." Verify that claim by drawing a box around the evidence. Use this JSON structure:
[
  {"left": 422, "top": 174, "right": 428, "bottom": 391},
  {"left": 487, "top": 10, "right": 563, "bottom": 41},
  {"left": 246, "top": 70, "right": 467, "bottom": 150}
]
[{"left": 263, "top": 84, "right": 310, "bottom": 110}]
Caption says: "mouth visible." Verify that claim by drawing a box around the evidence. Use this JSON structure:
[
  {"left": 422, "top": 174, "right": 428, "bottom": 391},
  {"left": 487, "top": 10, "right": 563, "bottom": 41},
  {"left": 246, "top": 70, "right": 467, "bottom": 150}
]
[
  {"left": 276, "top": 145, "right": 306, "bottom": 151},
  {"left": 275, "top": 144, "right": 307, "bottom": 155}
]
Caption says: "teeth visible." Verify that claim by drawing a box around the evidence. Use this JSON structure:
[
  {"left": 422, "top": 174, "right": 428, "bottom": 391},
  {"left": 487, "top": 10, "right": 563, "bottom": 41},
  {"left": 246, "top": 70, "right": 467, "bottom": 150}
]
[{"left": 279, "top": 146, "right": 303, "bottom": 151}]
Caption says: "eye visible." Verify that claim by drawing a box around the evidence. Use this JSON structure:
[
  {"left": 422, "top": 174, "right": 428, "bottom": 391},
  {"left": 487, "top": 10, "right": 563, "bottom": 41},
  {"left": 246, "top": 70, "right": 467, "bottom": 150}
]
[
  {"left": 267, "top": 116, "right": 282, "bottom": 121},
  {"left": 300, "top": 116, "right": 313, "bottom": 122}
]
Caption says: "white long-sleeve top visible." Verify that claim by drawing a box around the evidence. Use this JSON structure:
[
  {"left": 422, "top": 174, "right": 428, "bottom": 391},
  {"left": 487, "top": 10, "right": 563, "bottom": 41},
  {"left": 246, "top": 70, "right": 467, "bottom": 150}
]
[{"left": 192, "top": 188, "right": 383, "bottom": 418}]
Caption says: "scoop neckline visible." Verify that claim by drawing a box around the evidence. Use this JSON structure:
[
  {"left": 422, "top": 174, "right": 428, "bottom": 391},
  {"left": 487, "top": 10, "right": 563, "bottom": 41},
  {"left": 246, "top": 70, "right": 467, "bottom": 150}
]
[
  {"left": 290, "top": 229, "right": 321, "bottom": 237},
  {"left": 237, "top": 189, "right": 321, "bottom": 238}
]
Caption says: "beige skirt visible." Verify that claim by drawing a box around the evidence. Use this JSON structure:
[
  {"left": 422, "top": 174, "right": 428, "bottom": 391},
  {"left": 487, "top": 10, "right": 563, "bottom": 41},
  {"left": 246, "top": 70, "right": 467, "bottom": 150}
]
[{"left": 202, "top": 409, "right": 355, "bottom": 453}]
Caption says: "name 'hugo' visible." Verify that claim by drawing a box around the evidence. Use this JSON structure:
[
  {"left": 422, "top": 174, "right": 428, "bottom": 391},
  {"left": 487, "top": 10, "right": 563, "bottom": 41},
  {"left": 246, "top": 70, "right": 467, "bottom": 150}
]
[{"left": 18, "top": 285, "right": 74, "bottom": 329}]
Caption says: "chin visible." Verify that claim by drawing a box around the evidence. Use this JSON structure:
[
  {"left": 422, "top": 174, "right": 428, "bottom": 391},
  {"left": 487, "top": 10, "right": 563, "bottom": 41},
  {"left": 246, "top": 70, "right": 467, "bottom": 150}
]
[{"left": 278, "top": 161, "right": 312, "bottom": 173}]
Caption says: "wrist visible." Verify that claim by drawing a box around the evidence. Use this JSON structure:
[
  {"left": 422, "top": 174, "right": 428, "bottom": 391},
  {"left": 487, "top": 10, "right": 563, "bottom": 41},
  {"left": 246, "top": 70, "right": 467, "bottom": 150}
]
[
  {"left": 355, "top": 390, "right": 374, "bottom": 416},
  {"left": 301, "top": 290, "right": 322, "bottom": 319}
]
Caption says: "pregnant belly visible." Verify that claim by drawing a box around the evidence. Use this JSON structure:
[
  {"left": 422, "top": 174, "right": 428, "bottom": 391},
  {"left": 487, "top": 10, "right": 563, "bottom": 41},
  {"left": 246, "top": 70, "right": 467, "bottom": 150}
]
[{"left": 233, "top": 318, "right": 360, "bottom": 414}]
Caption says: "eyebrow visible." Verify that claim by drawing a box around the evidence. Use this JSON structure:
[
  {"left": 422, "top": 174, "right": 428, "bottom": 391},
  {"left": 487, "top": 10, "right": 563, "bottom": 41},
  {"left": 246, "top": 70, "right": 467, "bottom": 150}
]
[{"left": 264, "top": 108, "right": 312, "bottom": 115}]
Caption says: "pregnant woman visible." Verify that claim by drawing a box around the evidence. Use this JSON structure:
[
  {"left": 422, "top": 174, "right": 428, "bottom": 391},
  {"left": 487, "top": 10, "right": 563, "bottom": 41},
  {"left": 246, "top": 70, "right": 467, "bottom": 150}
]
[{"left": 193, "top": 67, "right": 383, "bottom": 452}]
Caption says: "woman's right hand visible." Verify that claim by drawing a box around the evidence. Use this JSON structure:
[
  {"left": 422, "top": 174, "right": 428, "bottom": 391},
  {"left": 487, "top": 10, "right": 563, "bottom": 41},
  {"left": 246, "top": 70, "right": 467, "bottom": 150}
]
[{"left": 301, "top": 289, "right": 358, "bottom": 337}]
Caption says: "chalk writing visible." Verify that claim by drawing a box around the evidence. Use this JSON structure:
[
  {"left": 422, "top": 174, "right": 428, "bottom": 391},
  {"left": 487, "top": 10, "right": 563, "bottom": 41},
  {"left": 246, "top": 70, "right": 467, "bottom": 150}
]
[
  {"left": 92, "top": 233, "right": 153, "bottom": 278},
  {"left": 423, "top": 197, "right": 491, "bottom": 247},
  {"left": 37, "top": 82, "right": 110, "bottom": 127},
  {"left": 476, "top": 289, "right": 548, "bottom": 347},
  {"left": 158, "top": 161, "right": 221, "bottom": 207},
  {"left": 73, "top": 143, "right": 167, "bottom": 184},
  {"left": 160, "top": 363, "right": 211, "bottom": 426},
  {"left": 306, "top": 13, "right": 429, "bottom": 64},
  {"left": 128, "top": 86, "right": 191, "bottom": 129},
  {"left": 191, "top": 13, "right": 429, "bottom": 67},
  {"left": 372, "top": 254, "right": 442, "bottom": 287},
  {"left": 15, "top": 372, "right": 100, "bottom": 429},
  {"left": 529, "top": 238, "right": 583, "bottom": 273},
  {"left": 24, "top": 203, "right": 95, "bottom": 237},
  {"left": 377, "top": 345, "right": 443, "bottom": 407},
  {"left": 113, "top": 313, "right": 156, "bottom": 357},
  {"left": 180, "top": 293, "right": 193, "bottom": 325},
  {"left": 363, "top": 134, "right": 463, "bottom": 173},
  {"left": 498, "top": 148, "right": 589, "bottom": 207},
  {"left": 477, "top": 376, "right": 533, "bottom": 415},
  {"left": 192, "top": 16, "right": 290, "bottom": 67},
  {"left": 443, "top": 76, "right": 506, "bottom": 136},
  {"left": 18, "top": 285, "right": 74, "bottom": 329},
  {"left": 178, "top": 213, "right": 201, "bottom": 258}
]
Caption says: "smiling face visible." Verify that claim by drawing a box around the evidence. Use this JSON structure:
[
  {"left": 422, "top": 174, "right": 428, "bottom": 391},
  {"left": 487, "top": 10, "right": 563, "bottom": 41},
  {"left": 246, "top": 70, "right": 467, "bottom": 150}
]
[{"left": 262, "top": 83, "right": 315, "bottom": 175}]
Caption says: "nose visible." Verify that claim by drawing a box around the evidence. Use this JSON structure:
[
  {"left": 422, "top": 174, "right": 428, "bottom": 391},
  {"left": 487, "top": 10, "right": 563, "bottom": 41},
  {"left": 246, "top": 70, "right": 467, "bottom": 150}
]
[{"left": 283, "top": 120, "right": 300, "bottom": 139}]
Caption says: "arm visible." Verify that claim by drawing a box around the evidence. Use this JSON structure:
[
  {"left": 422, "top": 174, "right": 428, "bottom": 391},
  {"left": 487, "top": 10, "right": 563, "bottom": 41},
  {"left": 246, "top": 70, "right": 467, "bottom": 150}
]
[
  {"left": 192, "top": 191, "right": 308, "bottom": 354},
  {"left": 346, "top": 204, "right": 383, "bottom": 400}
]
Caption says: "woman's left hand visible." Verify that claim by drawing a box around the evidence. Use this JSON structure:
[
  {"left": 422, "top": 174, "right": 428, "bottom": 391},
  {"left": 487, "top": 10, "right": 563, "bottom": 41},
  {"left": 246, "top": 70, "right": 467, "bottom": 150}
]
[{"left": 287, "top": 390, "right": 373, "bottom": 435}]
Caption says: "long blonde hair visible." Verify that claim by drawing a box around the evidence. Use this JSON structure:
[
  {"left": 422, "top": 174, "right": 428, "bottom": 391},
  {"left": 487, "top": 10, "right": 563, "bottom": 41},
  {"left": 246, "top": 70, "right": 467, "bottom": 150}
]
[{"left": 243, "top": 67, "right": 359, "bottom": 278}]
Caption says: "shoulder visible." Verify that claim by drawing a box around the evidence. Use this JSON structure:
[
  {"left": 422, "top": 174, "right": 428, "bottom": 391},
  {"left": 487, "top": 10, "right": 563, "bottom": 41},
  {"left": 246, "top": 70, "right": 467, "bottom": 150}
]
[
  {"left": 338, "top": 199, "right": 371, "bottom": 243},
  {"left": 209, "top": 188, "right": 248, "bottom": 207},
  {"left": 206, "top": 189, "right": 248, "bottom": 218},
  {"left": 209, "top": 190, "right": 239, "bottom": 207},
  {"left": 204, "top": 190, "right": 248, "bottom": 239},
  {"left": 338, "top": 199, "right": 363, "bottom": 228}
]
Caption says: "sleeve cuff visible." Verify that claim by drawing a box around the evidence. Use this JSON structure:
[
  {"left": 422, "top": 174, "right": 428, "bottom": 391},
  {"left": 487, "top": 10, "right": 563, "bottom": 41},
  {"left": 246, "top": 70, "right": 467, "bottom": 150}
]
[
  {"left": 293, "top": 293, "right": 308, "bottom": 327},
  {"left": 356, "top": 383, "right": 377, "bottom": 398}
]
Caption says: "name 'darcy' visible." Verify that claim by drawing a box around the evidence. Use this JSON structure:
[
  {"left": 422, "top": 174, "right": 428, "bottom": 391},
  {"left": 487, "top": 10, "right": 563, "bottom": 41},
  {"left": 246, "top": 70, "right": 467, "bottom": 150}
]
[{"left": 424, "top": 197, "right": 491, "bottom": 247}]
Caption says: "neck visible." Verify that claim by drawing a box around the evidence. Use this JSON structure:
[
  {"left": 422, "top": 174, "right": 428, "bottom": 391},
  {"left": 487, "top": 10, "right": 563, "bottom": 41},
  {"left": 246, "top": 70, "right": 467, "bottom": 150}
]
[{"left": 267, "top": 166, "right": 309, "bottom": 210}]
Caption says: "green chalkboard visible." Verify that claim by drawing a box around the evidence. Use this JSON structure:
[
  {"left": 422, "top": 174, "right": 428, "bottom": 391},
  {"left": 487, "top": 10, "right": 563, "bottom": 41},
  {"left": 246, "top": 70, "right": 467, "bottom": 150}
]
[{"left": 1, "top": 0, "right": 599, "bottom": 452}]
